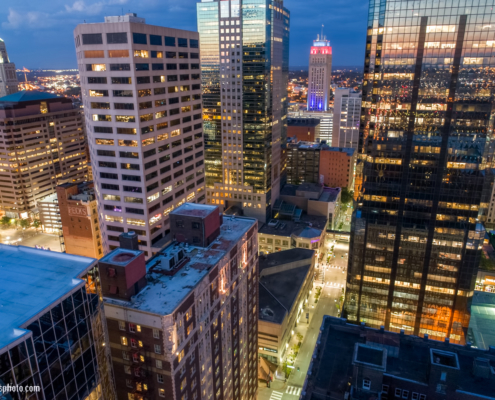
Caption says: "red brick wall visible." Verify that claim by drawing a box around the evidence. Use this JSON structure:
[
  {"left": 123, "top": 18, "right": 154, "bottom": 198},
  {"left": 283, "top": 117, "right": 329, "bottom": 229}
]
[
  {"left": 288, "top": 126, "right": 317, "bottom": 142},
  {"left": 319, "top": 150, "right": 352, "bottom": 189}
]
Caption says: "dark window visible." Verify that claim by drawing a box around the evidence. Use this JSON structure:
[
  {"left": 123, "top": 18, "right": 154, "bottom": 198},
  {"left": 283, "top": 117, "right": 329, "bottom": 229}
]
[
  {"left": 107, "top": 225, "right": 125, "bottom": 232},
  {"left": 113, "top": 90, "right": 133, "bottom": 97},
  {"left": 169, "top": 97, "right": 179, "bottom": 104},
  {"left": 144, "top": 160, "right": 157, "bottom": 170},
  {"left": 141, "top": 126, "right": 154, "bottom": 135},
  {"left": 184, "top": 155, "right": 193, "bottom": 163},
  {"left": 123, "top": 186, "right": 142, "bottom": 193},
  {"left": 149, "top": 203, "right": 160, "bottom": 213},
  {"left": 183, "top": 116, "right": 192, "bottom": 123},
  {"left": 126, "top": 208, "right": 144, "bottom": 215},
  {"left": 170, "top": 108, "right": 180, "bottom": 116},
  {"left": 190, "top": 39, "right": 199, "bottom": 48},
  {"left": 137, "top": 76, "right": 151, "bottom": 84},
  {"left": 135, "top": 63, "right": 149, "bottom": 71},
  {"left": 97, "top": 150, "right": 115, "bottom": 157},
  {"left": 166, "top": 52, "right": 177, "bottom": 59},
  {"left": 107, "top": 32, "right": 128, "bottom": 44},
  {"left": 184, "top": 145, "right": 193, "bottom": 153},
  {"left": 180, "top": 74, "right": 190, "bottom": 81},
  {"left": 178, "top": 38, "right": 188, "bottom": 48},
  {"left": 167, "top": 75, "right": 178, "bottom": 82},
  {"left": 161, "top": 173, "right": 171, "bottom": 182},
  {"left": 94, "top": 126, "right": 113, "bottom": 133},
  {"left": 158, "top": 144, "right": 170, "bottom": 153},
  {"left": 91, "top": 102, "right": 110, "bottom": 110},
  {"left": 145, "top": 171, "right": 158, "bottom": 181},
  {"left": 171, "top": 118, "right": 181, "bottom": 127},
  {"left": 196, "top": 160, "right": 203, "bottom": 167},
  {"left": 191, "top": 63, "right": 200, "bottom": 70},
  {"left": 165, "top": 36, "right": 176, "bottom": 46},
  {"left": 155, "top": 99, "right": 166, "bottom": 107},
  {"left": 152, "top": 63, "right": 164, "bottom": 70},
  {"left": 178, "top": 52, "right": 188, "bottom": 59},
  {"left": 175, "top": 189, "right": 185, "bottom": 198},
  {"left": 159, "top": 155, "right": 170, "bottom": 164},
  {"left": 194, "top": 132, "right": 203, "bottom": 139},
  {"left": 154, "top": 87, "right": 166, "bottom": 95},
  {"left": 195, "top": 151, "right": 203, "bottom": 158},
  {"left": 192, "top": 74, "right": 200, "bottom": 79},
  {"left": 183, "top": 126, "right": 192, "bottom": 133},
  {"left": 119, "top": 151, "right": 139, "bottom": 159},
  {"left": 181, "top": 95, "right": 190, "bottom": 102},
  {"left": 88, "top": 77, "right": 107, "bottom": 84},
  {"left": 190, "top": 53, "right": 199, "bottom": 59},
  {"left": 122, "top": 175, "right": 141, "bottom": 182},
  {"left": 185, "top": 164, "right": 194, "bottom": 173},
  {"left": 150, "top": 34, "right": 162, "bottom": 45},
  {"left": 99, "top": 161, "right": 117, "bottom": 168},
  {"left": 110, "top": 63, "right": 131, "bottom": 71},
  {"left": 147, "top": 182, "right": 159, "bottom": 192},
  {"left": 163, "top": 195, "right": 173, "bottom": 205},
  {"left": 112, "top": 77, "right": 132, "bottom": 84},
  {"left": 117, "top": 128, "right": 137, "bottom": 134},
  {"left": 143, "top": 148, "right": 156, "bottom": 158},
  {"left": 192, "top": 94, "right": 201, "bottom": 100},
  {"left": 166, "top": 64, "right": 177, "bottom": 70},
  {"left": 139, "top": 101, "right": 153, "bottom": 109},
  {"left": 196, "top": 177, "right": 204, "bottom": 185},
  {"left": 133, "top": 33, "right": 147, "bottom": 45},
  {"left": 173, "top": 150, "right": 182, "bottom": 159},
  {"left": 104, "top": 205, "right": 121, "bottom": 212},
  {"left": 82, "top": 33, "right": 103, "bottom": 45},
  {"left": 192, "top": 84, "right": 200, "bottom": 90},
  {"left": 100, "top": 172, "right": 118, "bottom": 179},
  {"left": 193, "top": 113, "right": 201, "bottom": 120},
  {"left": 121, "top": 163, "right": 140, "bottom": 170},
  {"left": 173, "top": 161, "right": 183, "bottom": 169},
  {"left": 114, "top": 103, "right": 134, "bottom": 110},
  {"left": 179, "top": 63, "right": 189, "bottom": 70},
  {"left": 102, "top": 183, "right": 119, "bottom": 190}
]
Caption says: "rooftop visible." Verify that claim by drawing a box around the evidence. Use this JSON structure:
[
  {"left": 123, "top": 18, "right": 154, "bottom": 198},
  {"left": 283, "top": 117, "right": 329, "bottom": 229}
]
[
  {"left": 100, "top": 247, "right": 142, "bottom": 266},
  {"left": 288, "top": 118, "right": 320, "bottom": 127},
  {"left": 259, "top": 264, "right": 312, "bottom": 324},
  {"left": 37, "top": 192, "right": 58, "bottom": 204},
  {"left": 259, "top": 214, "right": 327, "bottom": 237},
  {"left": 259, "top": 248, "right": 315, "bottom": 272},
  {"left": 171, "top": 203, "right": 218, "bottom": 218},
  {"left": 104, "top": 215, "right": 256, "bottom": 315},
  {"left": 0, "top": 91, "right": 61, "bottom": 103},
  {"left": 468, "top": 290, "right": 495, "bottom": 350},
  {"left": 0, "top": 245, "right": 96, "bottom": 349},
  {"left": 303, "top": 316, "right": 495, "bottom": 400}
]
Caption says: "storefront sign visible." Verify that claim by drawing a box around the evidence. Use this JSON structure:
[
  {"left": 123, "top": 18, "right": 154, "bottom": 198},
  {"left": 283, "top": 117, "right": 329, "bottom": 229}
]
[
  {"left": 262, "top": 347, "right": 277, "bottom": 354},
  {"left": 485, "top": 276, "right": 495, "bottom": 284}
]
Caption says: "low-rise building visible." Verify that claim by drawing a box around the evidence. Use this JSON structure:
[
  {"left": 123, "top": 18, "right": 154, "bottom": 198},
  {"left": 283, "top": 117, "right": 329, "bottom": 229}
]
[
  {"left": 99, "top": 203, "right": 259, "bottom": 400},
  {"left": 57, "top": 181, "right": 103, "bottom": 258},
  {"left": 258, "top": 213, "right": 327, "bottom": 255},
  {"left": 0, "top": 245, "right": 115, "bottom": 400},
  {"left": 467, "top": 291, "right": 495, "bottom": 351},
  {"left": 258, "top": 249, "right": 315, "bottom": 365},
  {"left": 279, "top": 183, "right": 341, "bottom": 230},
  {"left": 302, "top": 316, "right": 495, "bottom": 400},
  {"left": 287, "top": 118, "right": 321, "bottom": 142}
]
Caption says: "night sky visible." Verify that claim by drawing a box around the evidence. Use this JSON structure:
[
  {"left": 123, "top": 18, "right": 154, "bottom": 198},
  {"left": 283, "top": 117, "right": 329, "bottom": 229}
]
[{"left": 0, "top": 0, "right": 369, "bottom": 69}]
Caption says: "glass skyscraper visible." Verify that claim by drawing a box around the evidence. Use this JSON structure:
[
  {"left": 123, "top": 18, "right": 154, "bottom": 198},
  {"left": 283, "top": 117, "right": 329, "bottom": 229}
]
[
  {"left": 197, "top": 0, "right": 290, "bottom": 222},
  {"left": 346, "top": 0, "right": 495, "bottom": 344}
]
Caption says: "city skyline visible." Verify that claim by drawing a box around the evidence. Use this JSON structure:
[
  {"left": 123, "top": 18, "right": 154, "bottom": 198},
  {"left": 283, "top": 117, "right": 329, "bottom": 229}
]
[{"left": 0, "top": 0, "right": 368, "bottom": 69}]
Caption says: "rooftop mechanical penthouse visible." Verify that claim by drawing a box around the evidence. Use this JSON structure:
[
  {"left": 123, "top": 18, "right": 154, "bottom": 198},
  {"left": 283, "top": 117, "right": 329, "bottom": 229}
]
[{"left": 99, "top": 203, "right": 259, "bottom": 400}]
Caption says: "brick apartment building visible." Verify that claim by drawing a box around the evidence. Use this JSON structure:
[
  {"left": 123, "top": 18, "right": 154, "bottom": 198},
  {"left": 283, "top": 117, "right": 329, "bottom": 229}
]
[
  {"left": 57, "top": 181, "right": 103, "bottom": 258},
  {"left": 287, "top": 118, "right": 321, "bottom": 142},
  {"left": 0, "top": 91, "right": 88, "bottom": 218},
  {"left": 99, "top": 203, "right": 259, "bottom": 400},
  {"left": 286, "top": 138, "right": 355, "bottom": 189}
]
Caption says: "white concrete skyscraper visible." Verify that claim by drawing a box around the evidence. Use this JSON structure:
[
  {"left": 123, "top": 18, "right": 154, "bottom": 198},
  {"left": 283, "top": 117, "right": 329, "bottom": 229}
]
[
  {"left": 307, "top": 31, "right": 332, "bottom": 112},
  {"left": 332, "top": 87, "right": 361, "bottom": 149},
  {"left": 0, "top": 38, "right": 19, "bottom": 98},
  {"left": 75, "top": 14, "right": 206, "bottom": 257}
]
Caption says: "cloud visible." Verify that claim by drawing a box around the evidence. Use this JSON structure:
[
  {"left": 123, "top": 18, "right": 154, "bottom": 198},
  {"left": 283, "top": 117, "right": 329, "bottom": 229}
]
[
  {"left": 2, "top": 8, "right": 54, "bottom": 29},
  {"left": 65, "top": 0, "right": 129, "bottom": 15}
]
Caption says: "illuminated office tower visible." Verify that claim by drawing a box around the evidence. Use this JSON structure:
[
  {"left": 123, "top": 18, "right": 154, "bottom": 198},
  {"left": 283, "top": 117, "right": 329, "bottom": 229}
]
[
  {"left": 345, "top": 0, "right": 495, "bottom": 344},
  {"left": 75, "top": 14, "right": 206, "bottom": 257},
  {"left": 332, "top": 87, "right": 361, "bottom": 149},
  {"left": 197, "top": 0, "right": 290, "bottom": 222},
  {"left": 307, "top": 32, "right": 332, "bottom": 112},
  {"left": 0, "top": 38, "right": 18, "bottom": 98}
]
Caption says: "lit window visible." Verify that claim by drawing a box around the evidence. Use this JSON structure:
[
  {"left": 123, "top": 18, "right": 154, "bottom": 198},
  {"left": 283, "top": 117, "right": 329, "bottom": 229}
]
[
  {"left": 120, "top": 336, "right": 128, "bottom": 346},
  {"left": 119, "top": 321, "right": 126, "bottom": 331},
  {"left": 159, "top": 389, "right": 165, "bottom": 397}
]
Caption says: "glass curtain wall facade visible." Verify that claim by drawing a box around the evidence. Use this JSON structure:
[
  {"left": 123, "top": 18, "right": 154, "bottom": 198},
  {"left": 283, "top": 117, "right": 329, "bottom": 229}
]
[
  {"left": 198, "top": 0, "right": 290, "bottom": 222},
  {"left": 346, "top": 0, "right": 495, "bottom": 344}
]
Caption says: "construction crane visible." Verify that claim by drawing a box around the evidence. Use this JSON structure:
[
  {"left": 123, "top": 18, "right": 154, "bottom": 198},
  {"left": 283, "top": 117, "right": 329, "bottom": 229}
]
[{"left": 21, "top": 67, "right": 30, "bottom": 82}]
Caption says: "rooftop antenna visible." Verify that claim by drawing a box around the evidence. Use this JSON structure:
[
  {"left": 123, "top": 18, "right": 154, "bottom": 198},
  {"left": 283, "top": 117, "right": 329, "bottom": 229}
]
[{"left": 321, "top": 24, "right": 324, "bottom": 40}]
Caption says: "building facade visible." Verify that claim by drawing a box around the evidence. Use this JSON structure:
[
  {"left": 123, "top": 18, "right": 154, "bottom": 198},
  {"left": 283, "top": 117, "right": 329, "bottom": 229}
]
[
  {"left": 346, "top": 1, "right": 495, "bottom": 344},
  {"left": 0, "top": 245, "right": 115, "bottom": 400},
  {"left": 332, "top": 87, "right": 361, "bottom": 149},
  {"left": 57, "top": 181, "right": 103, "bottom": 258},
  {"left": 197, "top": 0, "right": 290, "bottom": 222},
  {"left": 286, "top": 139, "right": 355, "bottom": 189},
  {"left": 74, "top": 14, "right": 206, "bottom": 257},
  {"left": 0, "top": 38, "right": 18, "bottom": 98},
  {"left": 37, "top": 193, "right": 62, "bottom": 234},
  {"left": 99, "top": 203, "right": 259, "bottom": 400},
  {"left": 0, "top": 91, "right": 88, "bottom": 218},
  {"left": 287, "top": 118, "right": 320, "bottom": 142},
  {"left": 307, "top": 34, "right": 332, "bottom": 112},
  {"left": 288, "top": 110, "right": 333, "bottom": 144}
]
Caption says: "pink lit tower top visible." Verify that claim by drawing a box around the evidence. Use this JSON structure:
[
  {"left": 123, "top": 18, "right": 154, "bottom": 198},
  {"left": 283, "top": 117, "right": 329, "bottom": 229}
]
[{"left": 307, "top": 27, "right": 332, "bottom": 112}]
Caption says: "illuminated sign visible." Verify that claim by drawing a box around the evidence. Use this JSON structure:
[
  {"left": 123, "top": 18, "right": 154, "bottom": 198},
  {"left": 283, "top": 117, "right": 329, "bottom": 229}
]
[
  {"left": 311, "top": 239, "right": 320, "bottom": 243},
  {"left": 485, "top": 276, "right": 495, "bottom": 284},
  {"left": 262, "top": 347, "right": 277, "bottom": 354}
]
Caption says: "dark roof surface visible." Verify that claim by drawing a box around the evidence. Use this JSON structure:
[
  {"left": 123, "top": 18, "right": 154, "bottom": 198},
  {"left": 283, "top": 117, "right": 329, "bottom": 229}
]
[
  {"left": 304, "top": 317, "right": 495, "bottom": 400},
  {"left": 259, "top": 264, "right": 311, "bottom": 324},
  {"left": 0, "top": 91, "right": 61, "bottom": 103},
  {"left": 355, "top": 345, "right": 384, "bottom": 367},
  {"left": 259, "top": 248, "right": 314, "bottom": 272},
  {"left": 288, "top": 118, "right": 320, "bottom": 127},
  {"left": 259, "top": 214, "right": 327, "bottom": 236}
]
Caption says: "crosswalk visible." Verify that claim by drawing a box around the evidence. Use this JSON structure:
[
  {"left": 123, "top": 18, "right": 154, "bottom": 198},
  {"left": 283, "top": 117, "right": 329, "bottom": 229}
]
[
  {"left": 326, "top": 282, "right": 344, "bottom": 288},
  {"left": 270, "top": 391, "right": 283, "bottom": 400},
  {"left": 286, "top": 386, "right": 302, "bottom": 396}
]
